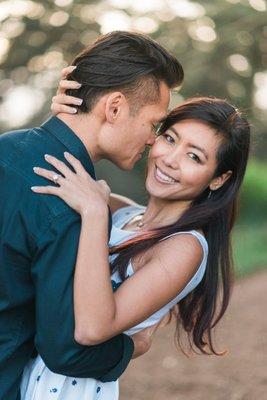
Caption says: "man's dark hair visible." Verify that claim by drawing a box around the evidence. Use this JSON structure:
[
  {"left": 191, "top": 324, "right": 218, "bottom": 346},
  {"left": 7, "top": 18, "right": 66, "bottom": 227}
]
[{"left": 66, "top": 30, "right": 184, "bottom": 113}]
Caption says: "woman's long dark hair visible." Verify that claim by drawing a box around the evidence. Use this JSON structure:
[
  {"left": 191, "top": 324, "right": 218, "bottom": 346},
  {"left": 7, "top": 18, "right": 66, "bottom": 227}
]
[{"left": 110, "top": 97, "right": 251, "bottom": 355}]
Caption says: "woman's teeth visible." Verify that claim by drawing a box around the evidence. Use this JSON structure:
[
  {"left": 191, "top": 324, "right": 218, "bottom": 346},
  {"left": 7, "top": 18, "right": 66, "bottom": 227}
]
[{"left": 155, "top": 167, "right": 176, "bottom": 184}]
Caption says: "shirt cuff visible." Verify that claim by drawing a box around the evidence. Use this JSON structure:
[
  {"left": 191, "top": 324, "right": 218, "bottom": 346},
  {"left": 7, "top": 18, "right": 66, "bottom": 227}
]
[{"left": 99, "top": 334, "right": 134, "bottom": 382}]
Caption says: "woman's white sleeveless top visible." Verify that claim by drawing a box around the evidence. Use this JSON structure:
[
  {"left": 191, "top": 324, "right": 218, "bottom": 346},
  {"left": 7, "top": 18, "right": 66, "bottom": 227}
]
[{"left": 110, "top": 205, "right": 208, "bottom": 335}]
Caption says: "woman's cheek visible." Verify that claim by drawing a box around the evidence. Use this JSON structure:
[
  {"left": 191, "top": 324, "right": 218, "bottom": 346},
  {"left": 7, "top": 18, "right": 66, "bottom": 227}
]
[
  {"left": 182, "top": 164, "right": 205, "bottom": 186},
  {"left": 151, "top": 140, "right": 168, "bottom": 159}
]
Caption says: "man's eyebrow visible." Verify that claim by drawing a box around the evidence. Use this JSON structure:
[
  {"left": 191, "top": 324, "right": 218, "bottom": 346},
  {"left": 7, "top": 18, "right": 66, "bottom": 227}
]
[{"left": 169, "top": 126, "right": 209, "bottom": 160}]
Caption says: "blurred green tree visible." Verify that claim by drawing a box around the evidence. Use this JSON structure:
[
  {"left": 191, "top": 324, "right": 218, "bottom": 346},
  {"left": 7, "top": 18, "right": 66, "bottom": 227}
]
[
  {"left": 0, "top": 0, "right": 266, "bottom": 154},
  {"left": 0, "top": 0, "right": 266, "bottom": 273}
]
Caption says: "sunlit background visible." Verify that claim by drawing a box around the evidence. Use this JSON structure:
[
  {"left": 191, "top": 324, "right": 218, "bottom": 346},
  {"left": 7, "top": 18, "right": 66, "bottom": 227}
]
[
  {"left": 0, "top": 0, "right": 267, "bottom": 256},
  {"left": 0, "top": 1, "right": 266, "bottom": 129},
  {"left": 0, "top": 0, "right": 267, "bottom": 271},
  {"left": 0, "top": 0, "right": 266, "bottom": 272},
  {"left": 0, "top": 1, "right": 267, "bottom": 399}
]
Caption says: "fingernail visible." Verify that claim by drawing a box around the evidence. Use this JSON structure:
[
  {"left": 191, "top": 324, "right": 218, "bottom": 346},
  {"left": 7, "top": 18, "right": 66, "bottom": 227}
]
[
  {"left": 74, "top": 98, "right": 83, "bottom": 105},
  {"left": 31, "top": 186, "right": 37, "bottom": 191},
  {"left": 71, "top": 108, "right": 77, "bottom": 113},
  {"left": 64, "top": 151, "right": 70, "bottom": 157},
  {"left": 71, "top": 65, "right": 77, "bottom": 70},
  {"left": 33, "top": 167, "right": 38, "bottom": 172},
  {"left": 75, "top": 83, "right": 82, "bottom": 88},
  {"left": 44, "top": 154, "right": 51, "bottom": 159}
]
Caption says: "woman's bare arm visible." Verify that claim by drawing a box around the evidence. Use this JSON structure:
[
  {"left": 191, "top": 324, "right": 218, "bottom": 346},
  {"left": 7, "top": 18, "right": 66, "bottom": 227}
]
[{"left": 73, "top": 213, "right": 202, "bottom": 345}]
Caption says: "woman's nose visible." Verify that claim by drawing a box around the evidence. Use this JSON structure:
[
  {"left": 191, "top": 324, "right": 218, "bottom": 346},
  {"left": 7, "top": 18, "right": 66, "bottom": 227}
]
[{"left": 162, "top": 149, "right": 180, "bottom": 169}]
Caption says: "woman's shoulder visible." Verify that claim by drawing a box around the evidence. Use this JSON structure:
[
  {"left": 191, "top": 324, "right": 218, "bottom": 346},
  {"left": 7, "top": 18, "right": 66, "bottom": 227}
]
[
  {"left": 146, "top": 230, "right": 208, "bottom": 286},
  {"left": 150, "top": 231, "right": 208, "bottom": 296},
  {"left": 159, "top": 229, "right": 208, "bottom": 255}
]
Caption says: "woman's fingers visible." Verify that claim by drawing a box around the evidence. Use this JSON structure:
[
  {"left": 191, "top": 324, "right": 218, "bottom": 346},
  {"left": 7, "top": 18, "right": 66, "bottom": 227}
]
[
  {"left": 61, "top": 65, "right": 76, "bottom": 79},
  {"left": 57, "top": 79, "right": 81, "bottom": 95},
  {"left": 44, "top": 154, "right": 73, "bottom": 178},
  {"left": 52, "top": 94, "right": 83, "bottom": 106},
  {"left": 52, "top": 66, "right": 82, "bottom": 115},
  {"left": 64, "top": 152, "right": 87, "bottom": 175},
  {"left": 59, "top": 79, "right": 81, "bottom": 90},
  {"left": 51, "top": 103, "right": 77, "bottom": 115},
  {"left": 31, "top": 185, "right": 60, "bottom": 195},
  {"left": 33, "top": 167, "right": 63, "bottom": 184},
  {"left": 31, "top": 155, "right": 111, "bottom": 213},
  {"left": 51, "top": 94, "right": 82, "bottom": 115}
]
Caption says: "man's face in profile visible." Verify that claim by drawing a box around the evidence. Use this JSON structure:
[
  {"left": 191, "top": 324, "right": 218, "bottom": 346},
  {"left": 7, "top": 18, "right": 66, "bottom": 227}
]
[{"left": 101, "top": 81, "right": 170, "bottom": 171}]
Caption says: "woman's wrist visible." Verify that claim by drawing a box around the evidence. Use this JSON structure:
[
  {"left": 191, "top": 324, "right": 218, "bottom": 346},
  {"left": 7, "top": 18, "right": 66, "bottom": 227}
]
[{"left": 80, "top": 203, "right": 109, "bottom": 220}]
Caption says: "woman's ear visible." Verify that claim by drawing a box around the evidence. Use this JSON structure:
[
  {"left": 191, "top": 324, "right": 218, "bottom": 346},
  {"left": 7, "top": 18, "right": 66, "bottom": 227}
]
[
  {"left": 209, "top": 170, "right": 232, "bottom": 191},
  {"left": 104, "top": 92, "right": 127, "bottom": 123}
]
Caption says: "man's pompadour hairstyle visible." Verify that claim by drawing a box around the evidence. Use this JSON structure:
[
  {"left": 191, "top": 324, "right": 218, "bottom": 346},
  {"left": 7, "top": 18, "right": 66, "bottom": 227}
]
[{"left": 66, "top": 30, "right": 184, "bottom": 113}]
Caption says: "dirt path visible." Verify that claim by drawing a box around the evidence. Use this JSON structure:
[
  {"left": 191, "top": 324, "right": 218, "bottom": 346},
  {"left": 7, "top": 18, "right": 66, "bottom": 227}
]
[{"left": 120, "top": 269, "right": 267, "bottom": 400}]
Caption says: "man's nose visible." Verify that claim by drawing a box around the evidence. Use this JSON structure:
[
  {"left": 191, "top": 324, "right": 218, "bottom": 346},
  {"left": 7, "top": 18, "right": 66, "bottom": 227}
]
[{"left": 146, "top": 133, "right": 156, "bottom": 146}]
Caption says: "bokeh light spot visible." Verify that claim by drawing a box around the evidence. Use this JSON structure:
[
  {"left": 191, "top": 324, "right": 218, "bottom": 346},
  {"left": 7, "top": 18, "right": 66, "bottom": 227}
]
[
  {"left": 229, "top": 54, "right": 251, "bottom": 74},
  {"left": 249, "top": 0, "right": 266, "bottom": 12},
  {"left": 97, "top": 10, "right": 131, "bottom": 33},
  {"left": 49, "top": 11, "right": 69, "bottom": 27}
]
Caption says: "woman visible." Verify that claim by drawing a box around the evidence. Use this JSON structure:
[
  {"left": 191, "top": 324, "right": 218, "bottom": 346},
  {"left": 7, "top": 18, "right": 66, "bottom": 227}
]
[{"left": 21, "top": 88, "right": 250, "bottom": 399}]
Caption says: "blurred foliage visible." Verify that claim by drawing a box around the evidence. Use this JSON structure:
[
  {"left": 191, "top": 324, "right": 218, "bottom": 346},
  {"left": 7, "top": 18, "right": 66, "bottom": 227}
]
[
  {"left": 0, "top": 0, "right": 266, "bottom": 273},
  {"left": 239, "top": 159, "right": 267, "bottom": 224},
  {"left": 0, "top": 0, "right": 266, "bottom": 157},
  {"left": 234, "top": 160, "right": 267, "bottom": 276},
  {"left": 233, "top": 223, "right": 267, "bottom": 276}
]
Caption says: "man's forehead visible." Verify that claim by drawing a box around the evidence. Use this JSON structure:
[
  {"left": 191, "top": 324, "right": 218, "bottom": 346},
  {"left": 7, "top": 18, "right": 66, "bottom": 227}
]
[{"left": 157, "top": 111, "right": 168, "bottom": 121}]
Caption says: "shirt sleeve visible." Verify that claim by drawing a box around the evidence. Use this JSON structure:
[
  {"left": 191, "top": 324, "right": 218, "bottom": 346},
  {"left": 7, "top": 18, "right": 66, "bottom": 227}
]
[{"left": 32, "top": 211, "right": 134, "bottom": 381}]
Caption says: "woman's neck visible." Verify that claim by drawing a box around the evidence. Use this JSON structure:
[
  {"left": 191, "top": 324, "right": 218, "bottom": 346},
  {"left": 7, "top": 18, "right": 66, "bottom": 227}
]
[{"left": 141, "top": 196, "right": 191, "bottom": 228}]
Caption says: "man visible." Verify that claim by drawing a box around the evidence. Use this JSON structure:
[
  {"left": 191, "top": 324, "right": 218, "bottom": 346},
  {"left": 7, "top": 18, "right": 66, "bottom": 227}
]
[{"left": 0, "top": 31, "right": 183, "bottom": 400}]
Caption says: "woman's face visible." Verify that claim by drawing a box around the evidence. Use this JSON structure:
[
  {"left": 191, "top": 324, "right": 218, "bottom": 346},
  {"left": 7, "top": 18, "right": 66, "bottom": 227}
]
[{"left": 145, "top": 119, "right": 222, "bottom": 202}]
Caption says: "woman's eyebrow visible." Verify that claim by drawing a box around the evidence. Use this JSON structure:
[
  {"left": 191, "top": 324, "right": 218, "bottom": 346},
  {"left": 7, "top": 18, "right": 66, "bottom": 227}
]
[{"left": 169, "top": 126, "right": 209, "bottom": 160}]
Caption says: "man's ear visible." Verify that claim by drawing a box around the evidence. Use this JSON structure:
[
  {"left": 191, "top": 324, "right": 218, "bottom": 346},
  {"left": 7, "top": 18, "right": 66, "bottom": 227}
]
[
  {"left": 209, "top": 170, "right": 232, "bottom": 191},
  {"left": 104, "top": 92, "right": 127, "bottom": 123}
]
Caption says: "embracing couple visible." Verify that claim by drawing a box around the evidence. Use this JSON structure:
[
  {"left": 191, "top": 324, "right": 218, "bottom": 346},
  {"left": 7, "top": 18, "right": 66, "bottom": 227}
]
[{"left": 0, "top": 31, "right": 250, "bottom": 400}]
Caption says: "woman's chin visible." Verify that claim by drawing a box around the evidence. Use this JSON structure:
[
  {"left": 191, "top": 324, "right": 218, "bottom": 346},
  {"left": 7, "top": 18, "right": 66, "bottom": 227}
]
[{"left": 145, "top": 182, "right": 165, "bottom": 200}]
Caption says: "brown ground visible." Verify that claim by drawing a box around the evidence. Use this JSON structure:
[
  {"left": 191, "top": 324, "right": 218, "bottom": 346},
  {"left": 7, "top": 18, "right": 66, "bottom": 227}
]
[{"left": 120, "top": 269, "right": 267, "bottom": 400}]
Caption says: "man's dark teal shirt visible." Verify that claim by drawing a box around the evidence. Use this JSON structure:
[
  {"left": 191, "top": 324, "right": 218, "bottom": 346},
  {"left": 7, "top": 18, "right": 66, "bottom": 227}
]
[{"left": 0, "top": 117, "right": 134, "bottom": 400}]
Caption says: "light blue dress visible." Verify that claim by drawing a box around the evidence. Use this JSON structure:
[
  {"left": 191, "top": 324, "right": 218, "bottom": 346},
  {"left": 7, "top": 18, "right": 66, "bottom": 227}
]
[{"left": 20, "top": 205, "right": 208, "bottom": 400}]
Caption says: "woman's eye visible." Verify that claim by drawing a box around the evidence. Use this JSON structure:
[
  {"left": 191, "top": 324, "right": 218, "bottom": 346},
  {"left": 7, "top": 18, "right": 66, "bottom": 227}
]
[
  {"left": 188, "top": 153, "right": 201, "bottom": 163},
  {"left": 163, "top": 134, "right": 175, "bottom": 144}
]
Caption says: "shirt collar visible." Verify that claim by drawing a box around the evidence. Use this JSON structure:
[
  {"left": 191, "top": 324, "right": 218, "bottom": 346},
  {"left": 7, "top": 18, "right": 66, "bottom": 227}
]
[{"left": 41, "top": 116, "right": 96, "bottom": 179}]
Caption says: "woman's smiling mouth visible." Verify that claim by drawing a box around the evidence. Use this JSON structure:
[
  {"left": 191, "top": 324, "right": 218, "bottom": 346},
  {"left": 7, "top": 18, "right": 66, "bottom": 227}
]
[{"left": 154, "top": 166, "right": 177, "bottom": 184}]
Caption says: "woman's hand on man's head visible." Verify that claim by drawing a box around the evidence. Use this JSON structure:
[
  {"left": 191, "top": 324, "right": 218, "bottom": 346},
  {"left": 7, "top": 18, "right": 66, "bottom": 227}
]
[{"left": 51, "top": 66, "right": 83, "bottom": 115}]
